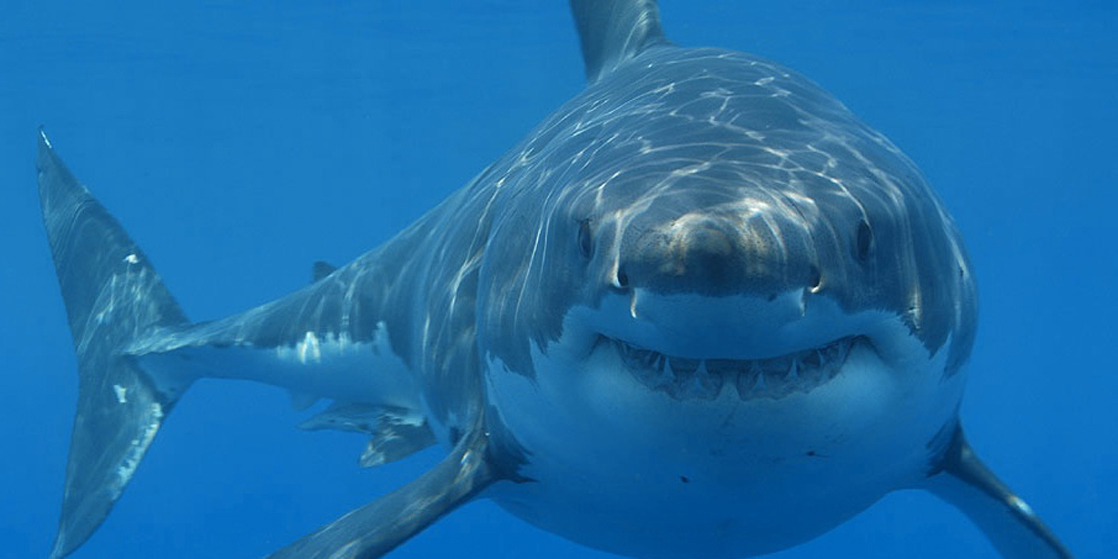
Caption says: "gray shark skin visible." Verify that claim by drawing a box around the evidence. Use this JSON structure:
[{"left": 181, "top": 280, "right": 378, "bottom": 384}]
[{"left": 37, "top": 1, "right": 1073, "bottom": 558}]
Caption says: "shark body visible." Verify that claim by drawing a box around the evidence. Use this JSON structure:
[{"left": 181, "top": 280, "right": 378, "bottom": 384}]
[{"left": 39, "top": 1, "right": 1072, "bottom": 557}]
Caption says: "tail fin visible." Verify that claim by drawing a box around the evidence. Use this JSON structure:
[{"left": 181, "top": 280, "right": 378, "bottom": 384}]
[{"left": 38, "top": 130, "right": 192, "bottom": 558}]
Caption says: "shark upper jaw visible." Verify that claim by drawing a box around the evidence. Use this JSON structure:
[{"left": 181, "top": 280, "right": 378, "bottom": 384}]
[
  {"left": 564, "top": 288, "right": 915, "bottom": 402},
  {"left": 601, "top": 332, "right": 863, "bottom": 401}
]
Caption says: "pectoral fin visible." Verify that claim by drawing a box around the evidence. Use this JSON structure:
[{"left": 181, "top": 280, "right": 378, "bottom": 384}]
[
  {"left": 268, "top": 424, "right": 496, "bottom": 559},
  {"left": 924, "top": 426, "right": 1073, "bottom": 559}
]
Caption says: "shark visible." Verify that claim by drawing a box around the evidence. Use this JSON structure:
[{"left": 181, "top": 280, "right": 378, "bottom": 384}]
[{"left": 39, "top": 1, "right": 1073, "bottom": 558}]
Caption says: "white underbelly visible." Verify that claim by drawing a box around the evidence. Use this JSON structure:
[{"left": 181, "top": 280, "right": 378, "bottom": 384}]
[{"left": 484, "top": 338, "right": 965, "bottom": 558}]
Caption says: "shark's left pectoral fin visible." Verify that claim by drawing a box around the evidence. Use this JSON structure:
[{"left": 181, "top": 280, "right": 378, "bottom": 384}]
[
  {"left": 923, "top": 426, "right": 1073, "bottom": 559},
  {"left": 268, "top": 424, "right": 496, "bottom": 559}
]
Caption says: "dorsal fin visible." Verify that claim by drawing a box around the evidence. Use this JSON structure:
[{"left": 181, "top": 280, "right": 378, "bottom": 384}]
[
  {"left": 570, "top": 0, "right": 668, "bottom": 82},
  {"left": 311, "top": 260, "right": 337, "bottom": 282}
]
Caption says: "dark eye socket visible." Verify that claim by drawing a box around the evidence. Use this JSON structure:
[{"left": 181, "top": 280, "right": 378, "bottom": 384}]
[
  {"left": 855, "top": 219, "right": 873, "bottom": 262},
  {"left": 578, "top": 219, "right": 593, "bottom": 258}
]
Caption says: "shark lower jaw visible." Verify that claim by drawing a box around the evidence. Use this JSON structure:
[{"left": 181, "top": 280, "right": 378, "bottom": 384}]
[{"left": 602, "top": 333, "right": 870, "bottom": 401}]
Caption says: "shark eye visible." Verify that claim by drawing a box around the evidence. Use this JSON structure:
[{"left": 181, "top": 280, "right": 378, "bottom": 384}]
[
  {"left": 578, "top": 219, "right": 593, "bottom": 258},
  {"left": 855, "top": 219, "right": 874, "bottom": 262}
]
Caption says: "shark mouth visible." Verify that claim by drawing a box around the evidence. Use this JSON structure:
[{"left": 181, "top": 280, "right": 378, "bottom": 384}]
[{"left": 608, "top": 335, "right": 862, "bottom": 401}]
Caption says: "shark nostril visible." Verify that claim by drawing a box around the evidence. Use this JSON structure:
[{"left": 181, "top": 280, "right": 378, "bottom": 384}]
[
  {"left": 616, "top": 267, "right": 630, "bottom": 289},
  {"left": 807, "top": 265, "right": 822, "bottom": 292}
]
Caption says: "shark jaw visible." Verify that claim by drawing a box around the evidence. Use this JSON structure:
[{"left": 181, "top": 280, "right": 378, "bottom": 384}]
[
  {"left": 605, "top": 333, "right": 861, "bottom": 401},
  {"left": 482, "top": 289, "right": 967, "bottom": 558}
]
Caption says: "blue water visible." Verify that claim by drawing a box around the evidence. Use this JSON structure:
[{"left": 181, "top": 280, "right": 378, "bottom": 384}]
[{"left": 1, "top": 1, "right": 1113, "bottom": 557}]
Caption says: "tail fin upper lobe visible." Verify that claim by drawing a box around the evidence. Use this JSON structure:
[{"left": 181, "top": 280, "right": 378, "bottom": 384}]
[{"left": 38, "top": 130, "right": 192, "bottom": 558}]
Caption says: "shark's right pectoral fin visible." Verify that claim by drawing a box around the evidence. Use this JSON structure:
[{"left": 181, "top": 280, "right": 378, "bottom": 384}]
[
  {"left": 268, "top": 423, "right": 497, "bottom": 559},
  {"left": 923, "top": 426, "right": 1073, "bottom": 559}
]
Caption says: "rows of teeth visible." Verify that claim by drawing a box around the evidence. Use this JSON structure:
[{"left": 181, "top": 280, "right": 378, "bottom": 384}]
[{"left": 611, "top": 336, "right": 858, "bottom": 401}]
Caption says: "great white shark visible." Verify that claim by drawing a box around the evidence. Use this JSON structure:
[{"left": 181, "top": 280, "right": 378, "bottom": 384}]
[{"left": 39, "top": 1, "right": 1072, "bottom": 558}]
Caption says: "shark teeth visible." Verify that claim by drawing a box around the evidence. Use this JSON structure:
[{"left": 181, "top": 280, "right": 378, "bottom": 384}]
[{"left": 612, "top": 336, "right": 858, "bottom": 401}]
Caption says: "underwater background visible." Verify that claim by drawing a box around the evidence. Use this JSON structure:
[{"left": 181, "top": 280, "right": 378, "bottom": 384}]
[{"left": 1, "top": 1, "right": 1113, "bottom": 557}]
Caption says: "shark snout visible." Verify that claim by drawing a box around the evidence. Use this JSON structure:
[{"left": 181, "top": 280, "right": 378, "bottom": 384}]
[{"left": 615, "top": 213, "right": 816, "bottom": 297}]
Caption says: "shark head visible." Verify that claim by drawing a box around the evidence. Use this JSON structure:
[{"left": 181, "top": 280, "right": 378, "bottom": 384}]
[{"left": 474, "top": 46, "right": 978, "bottom": 557}]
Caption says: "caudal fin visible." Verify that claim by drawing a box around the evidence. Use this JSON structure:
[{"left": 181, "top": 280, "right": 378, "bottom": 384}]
[{"left": 38, "top": 130, "right": 192, "bottom": 558}]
